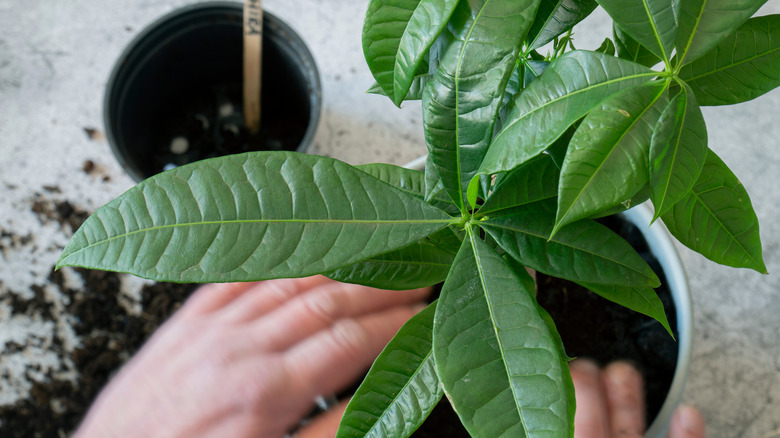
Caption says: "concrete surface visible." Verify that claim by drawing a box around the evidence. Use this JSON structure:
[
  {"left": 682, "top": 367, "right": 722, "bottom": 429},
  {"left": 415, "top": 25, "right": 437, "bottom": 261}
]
[{"left": 1, "top": 0, "right": 779, "bottom": 436}]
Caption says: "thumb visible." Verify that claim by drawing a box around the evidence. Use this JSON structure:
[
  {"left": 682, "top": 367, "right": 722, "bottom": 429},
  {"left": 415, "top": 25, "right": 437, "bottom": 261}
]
[{"left": 294, "top": 399, "right": 350, "bottom": 438}]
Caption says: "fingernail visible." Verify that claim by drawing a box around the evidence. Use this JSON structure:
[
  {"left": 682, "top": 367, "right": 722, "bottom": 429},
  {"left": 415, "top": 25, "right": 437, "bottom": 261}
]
[
  {"left": 604, "top": 361, "right": 641, "bottom": 386},
  {"left": 677, "top": 405, "right": 703, "bottom": 432}
]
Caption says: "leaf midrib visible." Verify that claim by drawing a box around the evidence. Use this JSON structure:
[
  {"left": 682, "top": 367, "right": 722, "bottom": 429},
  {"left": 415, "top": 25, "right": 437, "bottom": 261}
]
[
  {"left": 467, "top": 228, "right": 529, "bottom": 434},
  {"left": 62, "top": 218, "right": 456, "bottom": 261},
  {"left": 654, "top": 86, "right": 690, "bottom": 213},
  {"left": 690, "top": 186, "right": 761, "bottom": 266},
  {"left": 367, "top": 351, "right": 437, "bottom": 436},
  {"left": 490, "top": 70, "right": 658, "bottom": 149},
  {"left": 482, "top": 221, "right": 657, "bottom": 283},
  {"left": 558, "top": 84, "right": 666, "bottom": 225},
  {"left": 682, "top": 45, "right": 780, "bottom": 81}
]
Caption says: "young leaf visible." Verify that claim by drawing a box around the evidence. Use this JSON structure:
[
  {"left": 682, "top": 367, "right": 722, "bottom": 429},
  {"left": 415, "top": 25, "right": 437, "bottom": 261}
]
[
  {"left": 482, "top": 200, "right": 660, "bottom": 287},
  {"left": 479, "top": 153, "right": 560, "bottom": 217},
  {"left": 362, "top": 0, "right": 459, "bottom": 106},
  {"left": 675, "top": 0, "right": 767, "bottom": 66},
  {"left": 614, "top": 23, "right": 662, "bottom": 67},
  {"left": 477, "top": 51, "right": 657, "bottom": 179},
  {"left": 337, "top": 302, "right": 443, "bottom": 438},
  {"left": 554, "top": 82, "right": 668, "bottom": 233},
  {"left": 649, "top": 83, "right": 708, "bottom": 220},
  {"left": 433, "top": 230, "right": 574, "bottom": 438},
  {"left": 422, "top": 0, "right": 542, "bottom": 211},
  {"left": 576, "top": 281, "right": 673, "bottom": 336},
  {"left": 597, "top": 0, "right": 678, "bottom": 65},
  {"left": 678, "top": 14, "right": 780, "bottom": 106},
  {"left": 662, "top": 149, "right": 767, "bottom": 273},
  {"left": 326, "top": 238, "right": 456, "bottom": 290},
  {"left": 57, "top": 152, "right": 454, "bottom": 282},
  {"left": 526, "top": 0, "right": 599, "bottom": 51}
]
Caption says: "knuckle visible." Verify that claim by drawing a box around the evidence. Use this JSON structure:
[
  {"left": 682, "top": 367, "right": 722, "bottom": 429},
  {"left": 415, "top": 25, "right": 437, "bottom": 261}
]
[
  {"left": 302, "top": 289, "right": 342, "bottom": 324},
  {"left": 331, "top": 318, "right": 370, "bottom": 358}
]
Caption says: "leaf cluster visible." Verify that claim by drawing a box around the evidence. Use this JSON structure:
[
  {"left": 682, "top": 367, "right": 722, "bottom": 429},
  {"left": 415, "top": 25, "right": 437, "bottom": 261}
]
[{"left": 58, "top": 0, "right": 779, "bottom": 436}]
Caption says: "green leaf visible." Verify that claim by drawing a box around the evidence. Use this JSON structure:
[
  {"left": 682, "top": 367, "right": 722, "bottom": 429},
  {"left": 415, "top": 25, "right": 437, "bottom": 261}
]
[
  {"left": 368, "top": 74, "right": 428, "bottom": 101},
  {"left": 477, "top": 51, "right": 656, "bottom": 178},
  {"left": 526, "top": 0, "right": 599, "bottom": 51},
  {"left": 613, "top": 23, "right": 663, "bottom": 67},
  {"left": 678, "top": 15, "right": 780, "bottom": 106},
  {"left": 362, "top": 0, "right": 458, "bottom": 106},
  {"left": 337, "top": 302, "right": 443, "bottom": 438},
  {"left": 675, "top": 0, "right": 767, "bottom": 66},
  {"left": 357, "top": 163, "right": 459, "bottom": 215},
  {"left": 576, "top": 281, "right": 673, "bottom": 336},
  {"left": 649, "top": 83, "right": 708, "bottom": 220},
  {"left": 423, "top": 0, "right": 542, "bottom": 211},
  {"left": 433, "top": 230, "right": 574, "bottom": 438},
  {"left": 554, "top": 82, "right": 668, "bottom": 233},
  {"left": 482, "top": 200, "right": 660, "bottom": 287},
  {"left": 423, "top": 153, "right": 449, "bottom": 207},
  {"left": 479, "top": 153, "right": 560, "bottom": 217},
  {"left": 662, "top": 149, "right": 766, "bottom": 273},
  {"left": 596, "top": 37, "right": 616, "bottom": 56},
  {"left": 326, "top": 237, "right": 456, "bottom": 290},
  {"left": 57, "top": 152, "right": 454, "bottom": 282},
  {"left": 393, "top": 0, "right": 460, "bottom": 106},
  {"left": 597, "top": 0, "right": 678, "bottom": 64}
]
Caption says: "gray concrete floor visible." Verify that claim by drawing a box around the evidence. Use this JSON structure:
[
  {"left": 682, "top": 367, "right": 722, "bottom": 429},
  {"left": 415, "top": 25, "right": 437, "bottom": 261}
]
[{"left": 1, "top": 0, "right": 779, "bottom": 436}]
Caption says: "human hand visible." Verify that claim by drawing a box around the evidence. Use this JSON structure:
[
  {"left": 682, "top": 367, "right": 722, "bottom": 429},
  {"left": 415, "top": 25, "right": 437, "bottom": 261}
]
[
  {"left": 570, "top": 359, "right": 705, "bottom": 438},
  {"left": 74, "top": 276, "right": 428, "bottom": 438}
]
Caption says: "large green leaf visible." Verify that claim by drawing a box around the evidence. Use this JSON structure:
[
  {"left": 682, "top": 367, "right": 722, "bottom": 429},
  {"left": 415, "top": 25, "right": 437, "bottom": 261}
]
[
  {"left": 477, "top": 51, "right": 656, "bottom": 179},
  {"left": 482, "top": 200, "right": 660, "bottom": 287},
  {"left": 326, "top": 238, "right": 456, "bottom": 290},
  {"left": 57, "top": 152, "right": 454, "bottom": 282},
  {"left": 362, "top": 0, "right": 458, "bottom": 106},
  {"left": 662, "top": 149, "right": 766, "bottom": 273},
  {"left": 613, "top": 23, "right": 663, "bottom": 67},
  {"left": 675, "top": 0, "right": 767, "bottom": 66},
  {"left": 678, "top": 14, "right": 780, "bottom": 106},
  {"left": 526, "top": 0, "right": 599, "bottom": 51},
  {"left": 649, "top": 83, "right": 708, "bottom": 220},
  {"left": 598, "top": 0, "right": 678, "bottom": 64},
  {"left": 433, "top": 230, "right": 574, "bottom": 438},
  {"left": 337, "top": 302, "right": 442, "bottom": 438},
  {"left": 479, "top": 153, "right": 560, "bottom": 217},
  {"left": 422, "top": 0, "right": 542, "bottom": 211},
  {"left": 576, "top": 281, "right": 673, "bottom": 336},
  {"left": 554, "top": 82, "right": 669, "bottom": 232}
]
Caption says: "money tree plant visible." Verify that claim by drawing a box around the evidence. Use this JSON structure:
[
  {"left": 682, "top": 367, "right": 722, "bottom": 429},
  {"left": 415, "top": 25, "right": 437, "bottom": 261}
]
[{"left": 58, "top": 0, "right": 778, "bottom": 436}]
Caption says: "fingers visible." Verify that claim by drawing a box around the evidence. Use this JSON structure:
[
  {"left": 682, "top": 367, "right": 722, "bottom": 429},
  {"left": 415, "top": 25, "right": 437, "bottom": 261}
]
[
  {"left": 293, "top": 399, "right": 350, "bottom": 438},
  {"left": 214, "top": 276, "right": 332, "bottom": 323},
  {"left": 245, "top": 281, "right": 429, "bottom": 351},
  {"left": 668, "top": 406, "right": 705, "bottom": 438},
  {"left": 571, "top": 359, "right": 610, "bottom": 438},
  {"left": 178, "top": 282, "right": 258, "bottom": 318},
  {"left": 602, "top": 362, "right": 645, "bottom": 437},
  {"left": 283, "top": 303, "right": 423, "bottom": 401}
]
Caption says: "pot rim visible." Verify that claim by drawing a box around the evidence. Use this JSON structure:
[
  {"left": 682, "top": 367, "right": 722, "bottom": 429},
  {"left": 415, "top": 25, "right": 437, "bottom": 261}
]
[
  {"left": 403, "top": 154, "right": 693, "bottom": 438},
  {"left": 104, "top": 1, "right": 322, "bottom": 182}
]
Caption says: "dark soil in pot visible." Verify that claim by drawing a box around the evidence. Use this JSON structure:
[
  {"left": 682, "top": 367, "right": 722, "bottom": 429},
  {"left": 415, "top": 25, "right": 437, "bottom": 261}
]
[
  {"left": 105, "top": 3, "right": 321, "bottom": 181},
  {"left": 411, "top": 214, "right": 679, "bottom": 437}
]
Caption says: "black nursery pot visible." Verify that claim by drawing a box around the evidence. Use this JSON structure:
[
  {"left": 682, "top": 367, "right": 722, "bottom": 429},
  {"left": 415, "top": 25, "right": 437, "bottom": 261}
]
[{"left": 105, "top": 2, "right": 321, "bottom": 182}]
